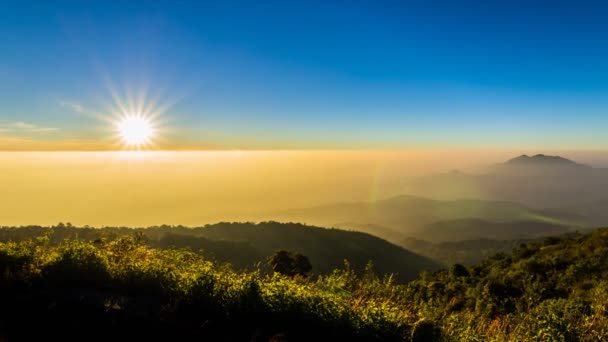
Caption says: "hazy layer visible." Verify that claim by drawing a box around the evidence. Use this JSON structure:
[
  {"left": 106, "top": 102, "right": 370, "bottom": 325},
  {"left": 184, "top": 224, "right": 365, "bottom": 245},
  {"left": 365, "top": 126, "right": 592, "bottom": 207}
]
[{"left": 1, "top": 150, "right": 607, "bottom": 227}]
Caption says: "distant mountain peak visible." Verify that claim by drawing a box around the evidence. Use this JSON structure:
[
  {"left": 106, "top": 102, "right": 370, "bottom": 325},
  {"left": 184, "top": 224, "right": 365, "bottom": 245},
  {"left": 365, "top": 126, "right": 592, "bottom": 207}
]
[{"left": 505, "top": 154, "right": 588, "bottom": 168}]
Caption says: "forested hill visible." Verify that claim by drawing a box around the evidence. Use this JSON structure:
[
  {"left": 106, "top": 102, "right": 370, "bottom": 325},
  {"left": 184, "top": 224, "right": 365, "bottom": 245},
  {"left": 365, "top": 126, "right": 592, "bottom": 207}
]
[
  {"left": 2, "top": 225, "right": 608, "bottom": 340},
  {"left": 403, "top": 228, "right": 608, "bottom": 340},
  {"left": 0, "top": 221, "right": 441, "bottom": 282}
]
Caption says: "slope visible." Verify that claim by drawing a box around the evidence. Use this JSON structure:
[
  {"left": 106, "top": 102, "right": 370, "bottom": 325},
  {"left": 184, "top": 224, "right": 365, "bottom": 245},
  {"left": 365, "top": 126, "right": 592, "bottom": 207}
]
[
  {"left": 270, "top": 195, "right": 583, "bottom": 241},
  {"left": 0, "top": 222, "right": 441, "bottom": 283}
]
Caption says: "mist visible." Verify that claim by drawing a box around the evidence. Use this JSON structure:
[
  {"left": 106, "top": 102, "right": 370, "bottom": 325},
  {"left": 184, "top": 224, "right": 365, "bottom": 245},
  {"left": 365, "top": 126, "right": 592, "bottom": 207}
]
[{"left": 1, "top": 149, "right": 606, "bottom": 227}]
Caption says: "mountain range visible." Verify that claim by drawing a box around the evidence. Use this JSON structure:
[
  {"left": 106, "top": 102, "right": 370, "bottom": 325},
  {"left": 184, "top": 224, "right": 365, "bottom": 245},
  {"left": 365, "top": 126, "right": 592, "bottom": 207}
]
[
  {"left": 404, "top": 154, "right": 608, "bottom": 215},
  {"left": 263, "top": 155, "right": 603, "bottom": 246},
  {"left": 269, "top": 195, "right": 585, "bottom": 243}
]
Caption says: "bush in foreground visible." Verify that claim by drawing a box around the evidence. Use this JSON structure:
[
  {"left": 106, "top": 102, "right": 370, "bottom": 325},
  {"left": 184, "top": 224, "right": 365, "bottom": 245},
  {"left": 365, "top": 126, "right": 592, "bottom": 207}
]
[
  {"left": 3, "top": 228, "right": 608, "bottom": 341},
  {"left": 0, "top": 236, "right": 415, "bottom": 341}
]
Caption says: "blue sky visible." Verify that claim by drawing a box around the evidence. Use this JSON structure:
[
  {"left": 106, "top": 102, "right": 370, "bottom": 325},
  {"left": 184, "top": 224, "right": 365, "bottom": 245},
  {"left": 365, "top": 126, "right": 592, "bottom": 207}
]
[{"left": 1, "top": 1, "right": 608, "bottom": 149}]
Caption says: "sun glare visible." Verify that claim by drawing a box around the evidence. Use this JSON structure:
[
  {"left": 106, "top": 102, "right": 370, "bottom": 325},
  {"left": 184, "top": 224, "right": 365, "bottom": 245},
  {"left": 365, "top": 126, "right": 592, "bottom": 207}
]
[{"left": 117, "top": 115, "right": 155, "bottom": 147}]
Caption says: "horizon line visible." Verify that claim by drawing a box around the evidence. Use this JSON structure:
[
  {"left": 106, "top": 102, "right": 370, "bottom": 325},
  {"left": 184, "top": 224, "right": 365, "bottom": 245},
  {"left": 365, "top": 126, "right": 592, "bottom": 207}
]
[{"left": 1, "top": 148, "right": 608, "bottom": 153}]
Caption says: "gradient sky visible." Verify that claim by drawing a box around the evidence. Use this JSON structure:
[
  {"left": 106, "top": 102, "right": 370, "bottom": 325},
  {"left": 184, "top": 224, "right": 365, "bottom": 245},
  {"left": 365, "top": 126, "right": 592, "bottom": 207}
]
[{"left": 2, "top": 1, "right": 608, "bottom": 150}]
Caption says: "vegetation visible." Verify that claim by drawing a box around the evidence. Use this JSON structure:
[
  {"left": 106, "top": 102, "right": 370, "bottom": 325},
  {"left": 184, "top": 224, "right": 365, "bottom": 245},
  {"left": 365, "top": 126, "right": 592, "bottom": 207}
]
[
  {"left": 405, "top": 229, "right": 608, "bottom": 341},
  {"left": 401, "top": 237, "right": 533, "bottom": 265},
  {"left": 0, "top": 235, "right": 417, "bottom": 341},
  {"left": 2, "top": 224, "right": 608, "bottom": 340},
  {"left": 267, "top": 250, "right": 312, "bottom": 277},
  {"left": 0, "top": 222, "right": 440, "bottom": 282}
]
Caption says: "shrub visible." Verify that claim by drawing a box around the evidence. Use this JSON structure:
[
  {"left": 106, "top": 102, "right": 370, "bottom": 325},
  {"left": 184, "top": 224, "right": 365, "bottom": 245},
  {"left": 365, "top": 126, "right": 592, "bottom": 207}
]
[
  {"left": 411, "top": 319, "right": 441, "bottom": 342},
  {"left": 42, "top": 241, "right": 110, "bottom": 287}
]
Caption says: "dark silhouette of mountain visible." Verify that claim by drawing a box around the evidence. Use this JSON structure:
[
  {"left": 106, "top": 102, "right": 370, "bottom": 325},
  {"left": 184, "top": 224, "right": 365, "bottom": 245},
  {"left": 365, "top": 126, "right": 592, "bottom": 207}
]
[
  {"left": 0, "top": 222, "right": 441, "bottom": 283},
  {"left": 504, "top": 154, "right": 589, "bottom": 168},
  {"left": 551, "top": 198, "right": 608, "bottom": 227},
  {"left": 333, "top": 222, "right": 404, "bottom": 245},
  {"left": 343, "top": 217, "right": 583, "bottom": 252},
  {"left": 402, "top": 155, "right": 608, "bottom": 216},
  {"left": 269, "top": 195, "right": 584, "bottom": 243},
  {"left": 401, "top": 236, "right": 532, "bottom": 265},
  {"left": 179, "top": 222, "right": 441, "bottom": 281},
  {"left": 413, "top": 218, "right": 575, "bottom": 242}
]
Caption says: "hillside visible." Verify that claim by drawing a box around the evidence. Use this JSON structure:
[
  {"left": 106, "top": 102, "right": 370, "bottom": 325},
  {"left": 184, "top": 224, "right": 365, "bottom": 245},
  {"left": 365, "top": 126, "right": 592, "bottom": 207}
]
[
  {"left": 269, "top": 195, "right": 584, "bottom": 242},
  {"left": 2, "top": 226, "right": 608, "bottom": 341},
  {"left": 0, "top": 222, "right": 441, "bottom": 282},
  {"left": 413, "top": 218, "right": 575, "bottom": 242},
  {"left": 552, "top": 198, "right": 608, "bottom": 227},
  {"left": 401, "top": 237, "right": 533, "bottom": 265},
  {"left": 155, "top": 222, "right": 441, "bottom": 281},
  {"left": 0, "top": 236, "right": 417, "bottom": 341},
  {"left": 403, "top": 228, "right": 608, "bottom": 340}
]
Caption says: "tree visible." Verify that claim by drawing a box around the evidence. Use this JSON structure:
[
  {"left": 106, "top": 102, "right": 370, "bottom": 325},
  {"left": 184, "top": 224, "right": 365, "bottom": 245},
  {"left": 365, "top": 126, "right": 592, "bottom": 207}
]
[
  {"left": 293, "top": 253, "right": 312, "bottom": 276},
  {"left": 449, "top": 263, "right": 470, "bottom": 278},
  {"left": 268, "top": 250, "right": 295, "bottom": 276},
  {"left": 267, "top": 250, "right": 312, "bottom": 277}
]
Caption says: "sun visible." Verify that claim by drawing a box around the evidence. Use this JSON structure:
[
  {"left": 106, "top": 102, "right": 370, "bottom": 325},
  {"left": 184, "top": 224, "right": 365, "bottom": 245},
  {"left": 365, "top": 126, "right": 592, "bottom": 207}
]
[
  {"left": 117, "top": 115, "right": 155, "bottom": 147},
  {"left": 98, "top": 84, "right": 170, "bottom": 150}
]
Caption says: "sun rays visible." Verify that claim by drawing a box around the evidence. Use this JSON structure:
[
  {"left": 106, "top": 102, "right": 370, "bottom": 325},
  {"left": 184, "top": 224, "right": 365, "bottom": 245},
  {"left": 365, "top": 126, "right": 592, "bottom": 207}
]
[
  {"left": 100, "top": 81, "right": 174, "bottom": 151},
  {"left": 116, "top": 114, "right": 155, "bottom": 147}
]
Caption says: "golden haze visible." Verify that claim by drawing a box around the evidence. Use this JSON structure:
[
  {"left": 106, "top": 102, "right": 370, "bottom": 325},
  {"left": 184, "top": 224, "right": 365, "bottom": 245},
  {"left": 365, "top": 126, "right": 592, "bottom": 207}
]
[{"left": 1, "top": 150, "right": 607, "bottom": 227}]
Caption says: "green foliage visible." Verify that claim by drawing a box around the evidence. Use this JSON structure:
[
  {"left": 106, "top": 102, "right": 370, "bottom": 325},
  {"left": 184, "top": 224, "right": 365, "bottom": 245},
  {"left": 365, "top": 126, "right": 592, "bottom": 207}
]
[
  {"left": 43, "top": 240, "right": 111, "bottom": 287},
  {"left": 449, "top": 263, "right": 470, "bottom": 278},
  {"left": 267, "top": 250, "right": 312, "bottom": 277},
  {"left": 404, "top": 228, "right": 608, "bottom": 341},
  {"left": 2, "top": 225, "right": 608, "bottom": 340},
  {"left": 0, "top": 238, "right": 417, "bottom": 341},
  {"left": 402, "top": 237, "right": 534, "bottom": 266},
  {"left": 0, "top": 222, "right": 441, "bottom": 282}
]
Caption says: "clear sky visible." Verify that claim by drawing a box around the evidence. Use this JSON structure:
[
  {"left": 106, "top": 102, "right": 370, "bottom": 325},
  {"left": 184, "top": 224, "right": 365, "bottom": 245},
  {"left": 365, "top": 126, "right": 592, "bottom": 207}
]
[{"left": 2, "top": 0, "right": 608, "bottom": 150}]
